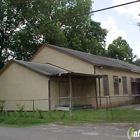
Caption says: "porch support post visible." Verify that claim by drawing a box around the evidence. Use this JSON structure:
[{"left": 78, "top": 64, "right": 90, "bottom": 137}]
[
  {"left": 69, "top": 74, "right": 73, "bottom": 118},
  {"left": 48, "top": 80, "right": 51, "bottom": 111},
  {"left": 94, "top": 78, "right": 98, "bottom": 109},
  {"left": 98, "top": 78, "right": 101, "bottom": 107}
]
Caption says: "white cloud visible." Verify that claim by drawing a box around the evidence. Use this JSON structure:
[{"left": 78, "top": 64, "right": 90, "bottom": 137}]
[
  {"left": 112, "top": 0, "right": 140, "bottom": 20},
  {"left": 100, "top": 17, "right": 128, "bottom": 47}
]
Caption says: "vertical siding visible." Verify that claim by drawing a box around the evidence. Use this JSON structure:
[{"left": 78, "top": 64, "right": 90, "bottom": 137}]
[{"left": 50, "top": 77, "right": 96, "bottom": 110}]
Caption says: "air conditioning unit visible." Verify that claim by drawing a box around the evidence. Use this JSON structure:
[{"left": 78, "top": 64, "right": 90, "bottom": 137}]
[
  {"left": 131, "top": 78, "right": 135, "bottom": 82},
  {"left": 114, "top": 78, "right": 121, "bottom": 83},
  {"left": 131, "top": 78, "right": 140, "bottom": 83},
  {"left": 135, "top": 78, "right": 140, "bottom": 82}
]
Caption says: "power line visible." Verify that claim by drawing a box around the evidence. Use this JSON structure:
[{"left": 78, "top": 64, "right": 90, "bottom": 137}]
[{"left": 46, "top": 0, "right": 140, "bottom": 24}]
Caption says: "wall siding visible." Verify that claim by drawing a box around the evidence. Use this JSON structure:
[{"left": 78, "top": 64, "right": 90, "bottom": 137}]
[
  {"left": 31, "top": 46, "right": 95, "bottom": 74},
  {"left": 0, "top": 63, "right": 49, "bottom": 111}
]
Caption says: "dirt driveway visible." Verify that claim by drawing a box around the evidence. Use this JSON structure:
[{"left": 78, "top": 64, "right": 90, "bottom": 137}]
[{"left": 117, "top": 104, "right": 140, "bottom": 110}]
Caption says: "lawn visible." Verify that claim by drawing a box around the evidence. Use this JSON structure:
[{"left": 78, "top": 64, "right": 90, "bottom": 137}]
[{"left": 0, "top": 108, "right": 140, "bottom": 127}]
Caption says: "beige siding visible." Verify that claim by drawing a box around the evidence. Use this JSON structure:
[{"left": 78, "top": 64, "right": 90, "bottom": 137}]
[
  {"left": 96, "top": 67, "right": 139, "bottom": 107},
  {"left": 50, "top": 77, "right": 96, "bottom": 110},
  {"left": 30, "top": 45, "right": 140, "bottom": 108},
  {"left": 31, "top": 46, "right": 95, "bottom": 74},
  {"left": 0, "top": 62, "right": 49, "bottom": 111},
  {"left": 96, "top": 66, "right": 140, "bottom": 96}
]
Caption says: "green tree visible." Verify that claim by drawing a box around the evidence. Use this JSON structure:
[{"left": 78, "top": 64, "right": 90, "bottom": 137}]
[
  {"left": 107, "top": 36, "right": 136, "bottom": 63},
  {"left": 134, "top": 58, "right": 140, "bottom": 66},
  {"left": 61, "top": 0, "right": 107, "bottom": 55},
  {"left": 0, "top": 0, "right": 68, "bottom": 68},
  {"left": 0, "top": 0, "right": 107, "bottom": 68}
]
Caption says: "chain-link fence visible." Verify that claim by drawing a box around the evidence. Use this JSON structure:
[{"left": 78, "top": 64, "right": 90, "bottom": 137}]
[{"left": 0, "top": 95, "right": 140, "bottom": 121}]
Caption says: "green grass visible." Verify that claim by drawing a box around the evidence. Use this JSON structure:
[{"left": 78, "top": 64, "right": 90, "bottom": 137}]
[{"left": 0, "top": 108, "right": 140, "bottom": 127}]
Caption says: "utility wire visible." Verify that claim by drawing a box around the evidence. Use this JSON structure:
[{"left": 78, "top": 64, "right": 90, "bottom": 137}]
[{"left": 45, "top": 0, "right": 140, "bottom": 24}]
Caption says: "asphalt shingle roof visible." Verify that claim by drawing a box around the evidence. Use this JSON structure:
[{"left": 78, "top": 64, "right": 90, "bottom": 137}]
[
  {"left": 14, "top": 60, "right": 69, "bottom": 76},
  {"left": 46, "top": 44, "right": 140, "bottom": 73}
]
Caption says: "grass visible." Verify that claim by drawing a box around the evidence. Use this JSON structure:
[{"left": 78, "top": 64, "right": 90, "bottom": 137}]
[{"left": 0, "top": 108, "right": 140, "bottom": 127}]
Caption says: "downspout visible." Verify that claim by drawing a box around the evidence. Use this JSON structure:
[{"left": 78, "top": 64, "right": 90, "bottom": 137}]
[
  {"left": 94, "top": 65, "right": 98, "bottom": 109},
  {"left": 94, "top": 78, "right": 98, "bottom": 109},
  {"left": 69, "top": 74, "right": 73, "bottom": 118},
  {"left": 98, "top": 78, "right": 101, "bottom": 107}
]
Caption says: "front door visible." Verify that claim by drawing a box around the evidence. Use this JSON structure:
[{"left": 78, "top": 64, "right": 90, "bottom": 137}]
[{"left": 59, "top": 82, "right": 69, "bottom": 106}]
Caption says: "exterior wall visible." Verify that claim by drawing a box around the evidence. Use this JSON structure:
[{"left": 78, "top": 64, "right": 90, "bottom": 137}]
[
  {"left": 0, "top": 63, "right": 49, "bottom": 111},
  {"left": 31, "top": 46, "right": 94, "bottom": 74},
  {"left": 96, "top": 66, "right": 140, "bottom": 96},
  {"left": 50, "top": 77, "right": 96, "bottom": 110},
  {"left": 30, "top": 45, "right": 140, "bottom": 108},
  {"left": 96, "top": 66, "right": 140, "bottom": 107}
]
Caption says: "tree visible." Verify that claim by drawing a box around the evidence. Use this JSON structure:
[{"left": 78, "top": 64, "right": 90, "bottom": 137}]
[
  {"left": 107, "top": 36, "right": 136, "bottom": 63},
  {"left": 134, "top": 58, "right": 140, "bottom": 66},
  {"left": 60, "top": 0, "right": 107, "bottom": 55},
  {"left": 0, "top": 0, "right": 68, "bottom": 68},
  {"left": 0, "top": 0, "right": 107, "bottom": 68}
]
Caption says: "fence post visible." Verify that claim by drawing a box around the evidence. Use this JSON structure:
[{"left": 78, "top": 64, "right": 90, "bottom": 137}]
[
  {"left": 33, "top": 99, "right": 34, "bottom": 112},
  {"left": 105, "top": 97, "right": 108, "bottom": 121},
  {"left": 109, "top": 96, "right": 113, "bottom": 120}
]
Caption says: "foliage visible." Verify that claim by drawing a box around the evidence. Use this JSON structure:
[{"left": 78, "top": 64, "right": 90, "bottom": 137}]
[
  {"left": 0, "top": 0, "right": 107, "bottom": 68},
  {"left": 107, "top": 36, "right": 137, "bottom": 63},
  {"left": 16, "top": 103, "right": 25, "bottom": 117},
  {"left": 36, "top": 109, "right": 44, "bottom": 118},
  {"left": 0, "top": 108, "right": 140, "bottom": 126},
  {"left": 0, "top": 100, "right": 5, "bottom": 115},
  {"left": 133, "top": 58, "right": 140, "bottom": 66},
  {"left": 16, "top": 103, "right": 25, "bottom": 111}
]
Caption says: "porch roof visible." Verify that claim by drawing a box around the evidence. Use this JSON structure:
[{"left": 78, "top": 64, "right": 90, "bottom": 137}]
[{"left": 1, "top": 60, "right": 102, "bottom": 78}]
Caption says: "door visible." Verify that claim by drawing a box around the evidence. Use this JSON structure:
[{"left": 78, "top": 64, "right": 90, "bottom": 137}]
[{"left": 59, "top": 82, "right": 69, "bottom": 106}]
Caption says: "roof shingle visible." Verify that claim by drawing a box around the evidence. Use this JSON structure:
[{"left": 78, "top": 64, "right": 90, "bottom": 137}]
[
  {"left": 14, "top": 60, "right": 69, "bottom": 76},
  {"left": 45, "top": 44, "right": 140, "bottom": 73}
]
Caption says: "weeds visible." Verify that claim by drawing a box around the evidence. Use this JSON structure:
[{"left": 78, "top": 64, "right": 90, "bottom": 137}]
[
  {"left": 0, "top": 100, "right": 5, "bottom": 115},
  {"left": 61, "top": 111, "right": 66, "bottom": 119},
  {"left": 0, "top": 109, "right": 139, "bottom": 126},
  {"left": 36, "top": 109, "right": 44, "bottom": 118},
  {"left": 16, "top": 103, "right": 25, "bottom": 117}
]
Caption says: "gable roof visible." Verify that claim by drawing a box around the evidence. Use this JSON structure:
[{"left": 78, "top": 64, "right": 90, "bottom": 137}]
[{"left": 44, "top": 44, "right": 140, "bottom": 73}]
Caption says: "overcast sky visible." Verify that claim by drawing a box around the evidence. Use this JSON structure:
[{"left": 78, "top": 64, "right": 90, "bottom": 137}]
[{"left": 92, "top": 0, "right": 140, "bottom": 57}]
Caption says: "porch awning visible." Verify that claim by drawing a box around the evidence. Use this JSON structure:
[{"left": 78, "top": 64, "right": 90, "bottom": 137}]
[
  {"left": 55, "top": 72, "right": 103, "bottom": 78},
  {"left": 7, "top": 60, "right": 102, "bottom": 78}
]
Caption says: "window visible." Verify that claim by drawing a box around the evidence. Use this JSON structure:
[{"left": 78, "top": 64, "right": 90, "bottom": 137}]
[
  {"left": 103, "top": 75, "right": 109, "bottom": 96},
  {"left": 122, "top": 77, "right": 128, "bottom": 94},
  {"left": 113, "top": 76, "right": 119, "bottom": 95}
]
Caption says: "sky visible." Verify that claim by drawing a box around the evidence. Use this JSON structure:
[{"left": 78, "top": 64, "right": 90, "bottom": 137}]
[{"left": 92, "top": 0, "right": 140, "bottom": 58}]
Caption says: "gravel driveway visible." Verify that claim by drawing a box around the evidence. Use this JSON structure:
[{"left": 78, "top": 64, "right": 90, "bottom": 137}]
[{"left": 0, "top": 123, "right": 139, "bottom": 140}]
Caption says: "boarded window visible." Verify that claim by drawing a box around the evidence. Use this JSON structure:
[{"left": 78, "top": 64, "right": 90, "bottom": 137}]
[
  {"left": 122, "top": 77, "right": 128, "bottom": 94},
  {"left": 103, "top": 75, "right": 109, "bottom": 96},
  {"left": 113, "top": 76, "right": 119, "bottom": 95}
]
